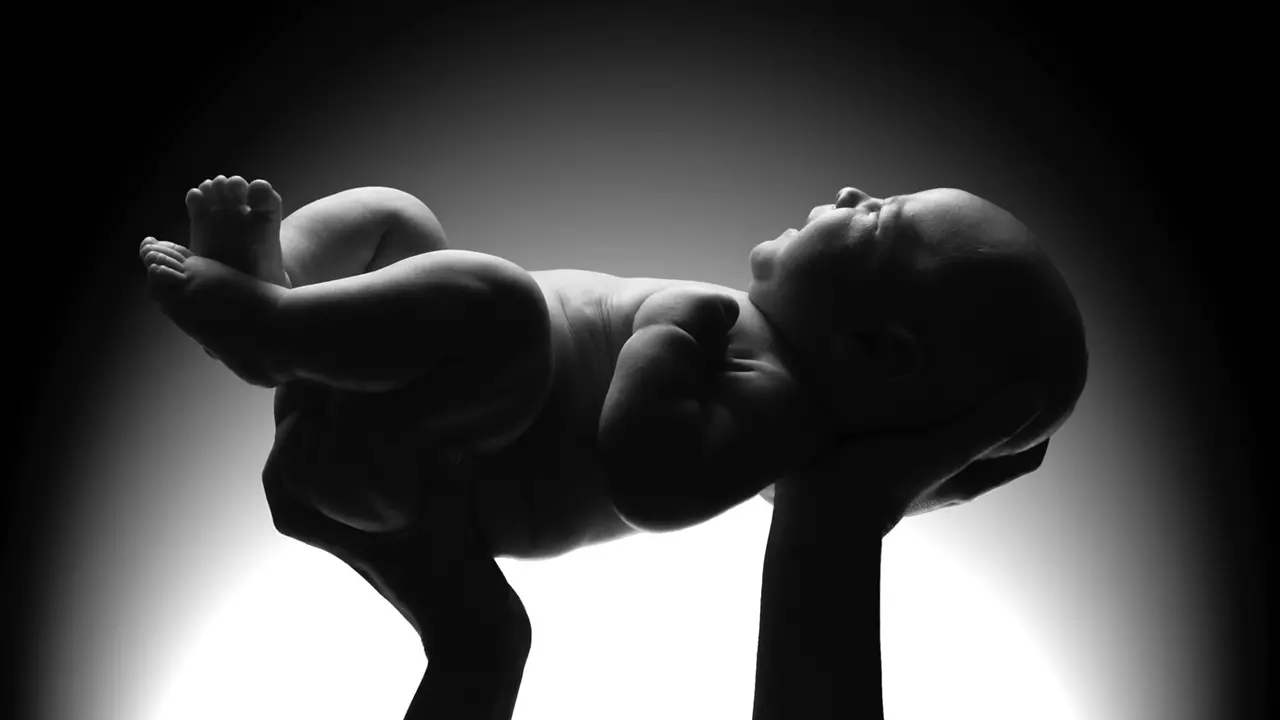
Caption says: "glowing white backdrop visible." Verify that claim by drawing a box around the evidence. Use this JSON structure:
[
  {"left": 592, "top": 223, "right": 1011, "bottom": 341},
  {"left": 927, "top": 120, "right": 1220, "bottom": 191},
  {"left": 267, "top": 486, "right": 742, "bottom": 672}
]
[{"left": 34, "top": 25, "right": 1221, "bottom": 718}]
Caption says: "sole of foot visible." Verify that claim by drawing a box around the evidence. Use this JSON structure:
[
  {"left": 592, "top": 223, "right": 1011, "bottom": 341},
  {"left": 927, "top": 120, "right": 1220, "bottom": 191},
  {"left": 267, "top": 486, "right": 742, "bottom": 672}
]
[
  {"left": 186, "top": 174, "right": 291, "bottom": 287},
  {"left": 139, "top": 234, "right": 286, "bottom": 388}
]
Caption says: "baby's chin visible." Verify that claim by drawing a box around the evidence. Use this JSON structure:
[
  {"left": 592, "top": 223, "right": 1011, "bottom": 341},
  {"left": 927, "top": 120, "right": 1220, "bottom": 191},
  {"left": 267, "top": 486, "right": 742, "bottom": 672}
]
[
  {"left": 749, "top": 243, "right": 774, "bottom": 282},
  {"left": 749, "top": 229, "right": 796, "bottom": 281}
]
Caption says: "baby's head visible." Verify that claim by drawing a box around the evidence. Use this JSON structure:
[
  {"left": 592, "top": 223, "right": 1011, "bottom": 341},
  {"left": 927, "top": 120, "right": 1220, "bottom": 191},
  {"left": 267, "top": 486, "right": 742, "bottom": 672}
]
[{"left": 748, "top": 187, "right": 1088, "bottom": 460}]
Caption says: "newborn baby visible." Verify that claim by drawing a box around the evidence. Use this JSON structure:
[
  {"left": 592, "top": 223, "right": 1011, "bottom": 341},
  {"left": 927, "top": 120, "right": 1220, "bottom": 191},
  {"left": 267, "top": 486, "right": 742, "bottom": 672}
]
[{"left": 140, "top": 177, "right": 1087, "bottom": 560}]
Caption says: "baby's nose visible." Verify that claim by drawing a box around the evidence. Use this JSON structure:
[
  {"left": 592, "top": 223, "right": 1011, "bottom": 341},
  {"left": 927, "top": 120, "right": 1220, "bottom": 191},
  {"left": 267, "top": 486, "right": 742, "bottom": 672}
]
[{"left": 835, "top": 187, "right": 873, "bottom": 208}]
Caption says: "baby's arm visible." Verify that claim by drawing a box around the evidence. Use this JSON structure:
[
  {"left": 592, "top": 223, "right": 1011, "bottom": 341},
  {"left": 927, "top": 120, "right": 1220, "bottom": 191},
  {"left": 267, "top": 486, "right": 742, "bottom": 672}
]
[
  {"left": 146, "top": 180, "right": 548, "bottom": 396},
  {"left": 598, "top": 287, "right": 822, "bottom": 533}
]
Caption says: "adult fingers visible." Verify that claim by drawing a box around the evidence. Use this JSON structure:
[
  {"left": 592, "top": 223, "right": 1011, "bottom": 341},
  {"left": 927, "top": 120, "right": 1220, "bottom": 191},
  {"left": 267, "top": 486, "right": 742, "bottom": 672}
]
[
  {"left": 798, "top": 383, "right": 1043, "bottom": 497},
  {"left": 261, "top": 410, "right": 380, "bottom": 555},
  {"left": 934, "top": 438, "right": 1050, "bottom": 503},
  {"left": 273, "top": 379, "right": 329, "bottom": 426},
  {"left": 421, "top": 446, "right": 476, "bottom": 556},
  {"left": 907, "top": 383, "right": 1044, "bottom": 480}
]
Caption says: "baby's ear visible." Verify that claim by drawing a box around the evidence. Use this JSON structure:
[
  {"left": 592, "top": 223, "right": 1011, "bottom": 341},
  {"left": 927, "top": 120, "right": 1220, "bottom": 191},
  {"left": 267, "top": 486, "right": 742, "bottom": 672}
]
[{"left": 849, "top": 323, "right": 921, "bottom": 383}]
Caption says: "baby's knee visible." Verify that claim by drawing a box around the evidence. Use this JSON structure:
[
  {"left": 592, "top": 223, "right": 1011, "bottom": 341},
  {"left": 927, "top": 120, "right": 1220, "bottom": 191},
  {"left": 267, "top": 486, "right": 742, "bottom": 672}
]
[{"left": 362, "top": 186, "right": 448, "bottom": 251}]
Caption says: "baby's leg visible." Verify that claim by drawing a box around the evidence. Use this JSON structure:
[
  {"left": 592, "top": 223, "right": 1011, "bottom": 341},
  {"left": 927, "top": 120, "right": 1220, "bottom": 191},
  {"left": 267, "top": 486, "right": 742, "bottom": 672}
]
[
  {"left": 144, "top": 179, "right": 552, "bottom": 528},
  {"left": 266, "top": 246, "right": 549, "bottom": 394},
  {"left": 262, "top": 184, "right": 550, "bottom": 533},
  {"left": 142, "top": 179, "right": 549, "bottom": 396},
  {"left": 274, "top": 187, "right": 544, "bottom": 397},
  {"left": 262, "top": 189, "right": 453, "bottom": 531},
  {"left": 279, "top": 185, "right": 449, "bottom": 287},
  {"left": 185, "top": 175, "right": 291, "bottom": 287},
  {"left": 142, "top": 178, "right": 448, "bottom": 386},
  {"left": 182, "top": 177, "right": 447, "bottom": 287}
]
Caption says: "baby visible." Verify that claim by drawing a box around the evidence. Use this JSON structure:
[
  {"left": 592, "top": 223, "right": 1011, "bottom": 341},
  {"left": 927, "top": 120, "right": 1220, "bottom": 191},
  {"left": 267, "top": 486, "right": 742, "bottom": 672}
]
[{"left": 139, "top": 177, "right": 1087, "bottom": 562}]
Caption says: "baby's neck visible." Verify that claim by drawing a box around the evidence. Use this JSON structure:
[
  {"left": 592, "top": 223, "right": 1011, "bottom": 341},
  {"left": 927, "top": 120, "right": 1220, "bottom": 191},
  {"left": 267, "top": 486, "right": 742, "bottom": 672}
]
[{"left": 735, "top": 295, "right": 861, "bottom": 446}]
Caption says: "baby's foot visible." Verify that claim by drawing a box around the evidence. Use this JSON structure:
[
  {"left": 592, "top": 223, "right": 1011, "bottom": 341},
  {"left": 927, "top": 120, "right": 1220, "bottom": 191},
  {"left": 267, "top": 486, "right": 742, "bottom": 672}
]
[
  {"left": 140, "top": 236, "right": 287, "bottom": 387},
  {"left": 187, "top": 175, "right": 291, "bottom": 288}
]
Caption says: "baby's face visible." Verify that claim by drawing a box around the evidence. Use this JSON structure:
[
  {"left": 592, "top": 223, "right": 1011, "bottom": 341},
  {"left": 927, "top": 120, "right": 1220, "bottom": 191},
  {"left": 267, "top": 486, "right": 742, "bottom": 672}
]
[
  {"left": 751, "top": 187, "right": 1085, "bottom": 509},
  {"left": 748, "top": 187, "right": 1025, "bottom": 348}
]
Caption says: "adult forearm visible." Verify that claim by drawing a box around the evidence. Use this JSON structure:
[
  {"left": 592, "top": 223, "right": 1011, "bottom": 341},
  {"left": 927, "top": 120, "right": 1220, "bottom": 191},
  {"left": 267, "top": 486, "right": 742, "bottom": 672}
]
[
  {"left": 404, "top": 656, "right": 527, "bottom": 720},
  {"left": 753, "top": 490, "right": 885, "bottom": 720}
]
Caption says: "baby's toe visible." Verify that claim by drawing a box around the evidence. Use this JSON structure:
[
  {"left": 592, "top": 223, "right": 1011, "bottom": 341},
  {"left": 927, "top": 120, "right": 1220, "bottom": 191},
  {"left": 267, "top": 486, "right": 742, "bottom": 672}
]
[
  {"left": 143, "top": 239, "right": 189, "bottom": 265},
  {"left": 139, "top": 236, "right": 173, "bottom": 260},
  {"left": 247, "top": 179, "right": 282, "bottom": 216},
  {"left": 185, "top": 188, "right": 210, "bottom": 218},
  {"left": 227, "top": 175, "right": 250, "bottom": 204},
  {"left": 144, "top": 246, "right": 185, "bottom": 274},
  {"left": 210, "top": 175, "right": 230, "bottom": 205},
  {"left": 145, "top": 260, "right": 185, "bottom": 286},
  {"left": 155, "top": 239, "right": 193, "bottom": 258}
]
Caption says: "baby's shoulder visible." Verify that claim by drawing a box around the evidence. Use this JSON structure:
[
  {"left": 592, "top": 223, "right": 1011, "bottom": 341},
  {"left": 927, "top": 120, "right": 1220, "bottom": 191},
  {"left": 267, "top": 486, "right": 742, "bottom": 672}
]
[{"left": 534, "top": 270, "right": 742, "bottom": 337}]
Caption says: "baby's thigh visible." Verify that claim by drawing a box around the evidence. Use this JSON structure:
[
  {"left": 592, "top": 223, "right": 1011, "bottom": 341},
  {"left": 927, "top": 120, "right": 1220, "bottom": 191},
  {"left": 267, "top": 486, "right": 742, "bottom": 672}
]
[
  {"left": 303, "top": 250, "right": 556, "bottom": 456},
  {"left": 398, "top": 310, "right": 555, "bottom": 455}
]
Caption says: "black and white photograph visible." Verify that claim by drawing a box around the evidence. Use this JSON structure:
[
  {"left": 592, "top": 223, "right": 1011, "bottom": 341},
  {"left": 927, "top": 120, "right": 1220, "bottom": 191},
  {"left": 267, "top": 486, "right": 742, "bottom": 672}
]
[{"left": 7, "top": 2, "right": 1266, "bottom": 719}]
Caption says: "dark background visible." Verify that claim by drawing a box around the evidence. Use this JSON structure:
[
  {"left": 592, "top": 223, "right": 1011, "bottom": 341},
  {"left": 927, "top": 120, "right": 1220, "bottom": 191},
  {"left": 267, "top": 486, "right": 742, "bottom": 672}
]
[{"left": 9, "top": 1, "right": 1267, "bottom": 717}]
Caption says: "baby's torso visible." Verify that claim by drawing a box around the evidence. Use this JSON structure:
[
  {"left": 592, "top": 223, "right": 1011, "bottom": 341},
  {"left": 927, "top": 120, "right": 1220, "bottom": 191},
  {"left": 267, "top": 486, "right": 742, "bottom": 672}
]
[{"left": 468, "top": 269, "right": 783, "bottom": 560}]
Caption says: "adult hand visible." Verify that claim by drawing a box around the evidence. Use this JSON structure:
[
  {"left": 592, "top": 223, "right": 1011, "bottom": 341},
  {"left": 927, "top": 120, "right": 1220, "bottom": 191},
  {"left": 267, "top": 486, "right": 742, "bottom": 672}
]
[
  {"left": 751, "top": 384, "right": 1047, "bottom": 720},
  {"left": 263, "top": 380, "right": 531, "bottom": 719},
  {"left": 765, "top": 383, "right": 1047, "bottom": 538}
]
